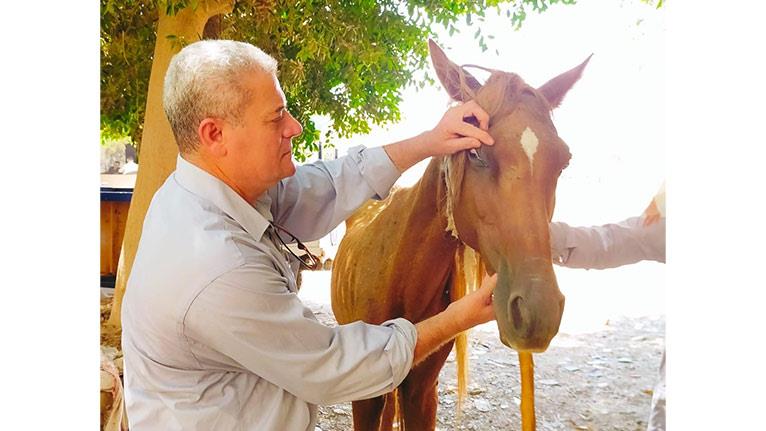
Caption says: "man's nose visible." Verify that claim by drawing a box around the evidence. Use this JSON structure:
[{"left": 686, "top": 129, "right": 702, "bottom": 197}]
[{"left": 285, "top": 112, "right": 303, "bottom": 138}]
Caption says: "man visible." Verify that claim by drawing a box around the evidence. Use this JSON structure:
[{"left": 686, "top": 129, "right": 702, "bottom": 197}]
[
  {"left": 550, "top": 183, "right": 666, "bottom": 431},
  {"left": 121, "top": 39, "right": 498, "bottom": 431}
]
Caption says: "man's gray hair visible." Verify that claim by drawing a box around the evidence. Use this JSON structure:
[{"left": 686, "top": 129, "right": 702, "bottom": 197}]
[{"left": 163, "top": 40, "right": 278, "bottom": 153}]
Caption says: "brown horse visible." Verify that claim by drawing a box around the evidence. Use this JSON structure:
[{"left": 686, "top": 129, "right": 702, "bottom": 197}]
[{"left": 331, "top": 40, "right": 590, "bottom": 430}]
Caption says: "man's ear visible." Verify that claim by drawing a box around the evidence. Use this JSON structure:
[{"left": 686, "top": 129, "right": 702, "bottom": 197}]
[{"left": 198, "top": 118, "right": 227, "bottom": 157}]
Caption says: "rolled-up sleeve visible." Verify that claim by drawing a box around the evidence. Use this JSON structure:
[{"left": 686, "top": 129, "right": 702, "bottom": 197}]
[
  {"left": 269, "top": 145, "right": 400, "bottom": 241},
  {"left": 182, "top": 259, "right": 416, "bottom": 406},
  {"left": 549, "top": 216, "right": 666, "bottom": 270}
]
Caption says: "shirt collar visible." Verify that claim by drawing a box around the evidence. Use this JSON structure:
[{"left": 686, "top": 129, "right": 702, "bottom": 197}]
[{"left": 174, "top": 155, "right": 272, "bottom": 241}]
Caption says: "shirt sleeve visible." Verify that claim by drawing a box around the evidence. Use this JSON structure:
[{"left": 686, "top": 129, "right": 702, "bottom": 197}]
[
  {"left": 549, "top": 216, "right": 666, "bottom": 269},
  {"left": 182, "top": 258, "right": 416, "bottom": 406},
  {"left": 267, "top": 145, "right": 400, "bottom": 241}
]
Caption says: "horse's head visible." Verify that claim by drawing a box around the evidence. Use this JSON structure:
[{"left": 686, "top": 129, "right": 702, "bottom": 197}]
[{"left": 429, "top": 40, "right": 590, "bottom": 352}]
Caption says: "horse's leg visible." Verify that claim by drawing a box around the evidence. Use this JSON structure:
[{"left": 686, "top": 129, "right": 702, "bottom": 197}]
[
  {"left": 399, "top": 340, "right": 455, "bottom": 431},
  {"left": 380, "top": 391, "right": 396, "bottom": 430},
  {"left": 351, "top": 395, "right": 386, "bottom": 431}
]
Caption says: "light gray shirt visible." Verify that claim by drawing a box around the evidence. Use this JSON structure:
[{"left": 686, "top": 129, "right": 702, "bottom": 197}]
[
  {"left": 550, "top": 216, "right": 666, "bottom": 269},
  {"left": 122, "top": 145, "right": 417, "bottom": 431}
]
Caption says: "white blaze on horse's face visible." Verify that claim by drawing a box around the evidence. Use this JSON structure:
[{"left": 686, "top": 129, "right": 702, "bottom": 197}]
[{"left": 520, "top": 127, "right": 540, "bottom": 175}]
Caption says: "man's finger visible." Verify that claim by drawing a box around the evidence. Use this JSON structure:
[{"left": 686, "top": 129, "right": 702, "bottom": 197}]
[
  {"left": 461, "top": 100, "right": 490, "bottom": 130},
  {"left": 456, "top": 122, "right": 494, "bottom": 145},
  {"left": 454, "top": 137, "right": 482, "bottom": 152}
]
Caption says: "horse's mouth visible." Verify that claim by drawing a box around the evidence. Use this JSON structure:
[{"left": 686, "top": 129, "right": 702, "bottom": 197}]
[{"left": 499, "top": 333, "right": 551, "bottom": 353}]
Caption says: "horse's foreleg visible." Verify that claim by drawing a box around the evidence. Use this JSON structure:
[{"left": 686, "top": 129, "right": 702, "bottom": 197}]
[
  {"left": 352, "top": 395, "right": 387, "bottom": 431},
  {"left": 400, "top": 340, "right": 455, "bottom": 431}
]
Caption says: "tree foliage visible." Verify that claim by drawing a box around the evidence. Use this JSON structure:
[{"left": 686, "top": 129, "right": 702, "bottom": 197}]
[{"left": 101, "top": 0, "right": 576, "bottom": 161}]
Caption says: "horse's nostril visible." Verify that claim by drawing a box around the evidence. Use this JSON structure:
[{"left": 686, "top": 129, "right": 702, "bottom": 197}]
[{"left": 509, "top": 296, "right": 525, "bottom": 332}]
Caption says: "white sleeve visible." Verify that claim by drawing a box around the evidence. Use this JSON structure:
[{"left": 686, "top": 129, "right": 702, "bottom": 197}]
[
  {"left": 268, "top": 145, "right": 400, "bottom": 241},
  {"left": 549, "top": 216, "right": 665, "bottom": 269},
  {"left": 183, "top": 259, "right": 416, "bottom": 405}
]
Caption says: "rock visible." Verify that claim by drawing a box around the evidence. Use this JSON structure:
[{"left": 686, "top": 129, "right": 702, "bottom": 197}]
[
  {"left": 563, "top": 365, "right": 581, "bottom": 372},
  {"left": 473, "top": 398, "right": 491, "bottom": 412},
  {"left": 331, "top": 408, "right": 347, "bottom": 416},
  {"left": 100, "top": 370, "right": 115, "bottom": 391},
  {"left": 114, "top": 357, "right": 124, "bottom": 374},
  {"left": 468, "top": 386, "right": 485, "bottom": 395},
  {"left": 101, "top": 345, "right": 120, "bottom": 362},
  {"left": 617, "top": 357, "right": 633, "bottom": 363},
  {"left": 486, "top": 358, "right": 515, "bottom": 367},
  {"left": 539, "top": 379, "right": 560, "bottom": 386}
]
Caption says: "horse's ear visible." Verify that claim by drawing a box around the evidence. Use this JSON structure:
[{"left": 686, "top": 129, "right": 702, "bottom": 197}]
[
  {"left": 537, "top": 54, "right": 593, "bottom": 109},
  {"left": 428, "top": 39, "right": 482, "bottom": 101}
]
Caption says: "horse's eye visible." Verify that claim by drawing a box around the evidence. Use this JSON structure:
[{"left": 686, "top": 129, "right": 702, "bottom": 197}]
[{"left": 468, "top": 148, "right": 488, "bottom": 167}]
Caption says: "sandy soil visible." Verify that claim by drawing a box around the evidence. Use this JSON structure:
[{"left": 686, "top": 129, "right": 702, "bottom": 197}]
[{"left": 307, "top": 299, "right": 664, "bottom": 431}]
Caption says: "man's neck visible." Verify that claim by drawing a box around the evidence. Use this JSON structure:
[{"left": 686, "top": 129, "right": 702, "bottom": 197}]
[{"left": 181, "top": 152, "right": 268, "bottom": 203}]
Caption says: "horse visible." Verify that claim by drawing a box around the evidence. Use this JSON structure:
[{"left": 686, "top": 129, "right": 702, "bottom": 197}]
[{"left": 331, "top": 39, "right": 590, "bottom": 431}]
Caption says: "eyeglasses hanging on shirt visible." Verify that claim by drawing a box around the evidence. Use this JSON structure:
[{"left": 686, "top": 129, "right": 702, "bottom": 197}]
[{"left": 268, "top": 221, "right": 322, "bottom": 271}]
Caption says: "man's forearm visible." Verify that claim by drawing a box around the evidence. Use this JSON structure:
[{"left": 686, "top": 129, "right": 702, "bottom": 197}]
[
  {"left": 383, "top": 132, "right": 432, "bottom": 173},
  {"left": 412, "top": 305, "right": 466, "bottom": 366}
]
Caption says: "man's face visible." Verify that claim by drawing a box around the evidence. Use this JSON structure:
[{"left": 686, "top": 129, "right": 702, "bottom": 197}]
[{"left": 221, "top": 70, "right": 303, "bottom": 196}]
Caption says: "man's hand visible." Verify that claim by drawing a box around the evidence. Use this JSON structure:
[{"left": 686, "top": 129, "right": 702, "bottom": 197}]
[
  {"left": 412, "top": 273, "right": 497, "bottom": 365},
  {"left": 642, "top": 197, "right": 663, "bottom": 226},
  {"left": 424, "top": 100, "right": 494, "bottom": 156},
  {"left": 383, "top": 100, "right": 494, "bottom": 172},
  {"left": 446, "top": 273, "right": 497, "bottom": 328}
]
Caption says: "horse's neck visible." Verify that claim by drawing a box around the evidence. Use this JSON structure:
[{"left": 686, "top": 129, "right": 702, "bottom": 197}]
[{"left": 393, "top": 158, "right": 460, "bottom": 272}]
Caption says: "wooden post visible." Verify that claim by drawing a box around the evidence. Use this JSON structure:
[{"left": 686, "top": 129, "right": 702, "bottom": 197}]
[{"left": 105, "top": 0, "right": 235, "bottom": 333}]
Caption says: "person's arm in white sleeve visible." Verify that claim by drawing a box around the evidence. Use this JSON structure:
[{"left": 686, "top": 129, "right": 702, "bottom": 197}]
[
  {"left": 549, "top": 216, "right": 665, "bottom": 270},
  {"left": 268, "top": 100, "right": 495, "bottom": 241},
  {"left": 268, "top": 145, "right": 400, "bottom": 241},
  {"left": 183, "top": 258, "right": 417, "bottom": 406}
]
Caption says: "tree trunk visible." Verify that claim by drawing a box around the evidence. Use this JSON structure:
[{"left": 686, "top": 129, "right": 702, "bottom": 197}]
[{"left": 105, "top": 0, "right": 235, "bottom": 334}]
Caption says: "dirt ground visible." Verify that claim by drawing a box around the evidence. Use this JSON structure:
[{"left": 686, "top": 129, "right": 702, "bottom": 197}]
[{"left": 308, "top": 299, "right": 664, "bottom": 431}]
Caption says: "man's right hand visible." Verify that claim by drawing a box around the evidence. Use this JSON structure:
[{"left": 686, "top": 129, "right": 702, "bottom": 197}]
[
  {"left": 412, "top": 273, "right": 497, "bottom": 365},
  {"left": 383, "top": 100, "right": 494, "bottom": 173},
  {"left": 446, "top": 273, "right": 497, "bottom": 328},
  {"left": 424, "top": 100, "right": 495, "bottom": 156}
]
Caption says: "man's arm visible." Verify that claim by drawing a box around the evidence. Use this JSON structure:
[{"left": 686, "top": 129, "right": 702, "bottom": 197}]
[
  {"left": 269, "top": 100, "right": 494, "bottom": 241},
  {"left": 184, "top": 259, "right": 418, "bottom": 406},
  {"left": 184, "top": 262, "right": 496, "bottom": 405},
  {"left": 383, "top": 100, "right": 494, "bottom": 172},
  {"left": 549, "top": 216, "right": 666, "bottom": 270},
  {"left": 269, "top": 145, "right": 400, "bottom": 241}
]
